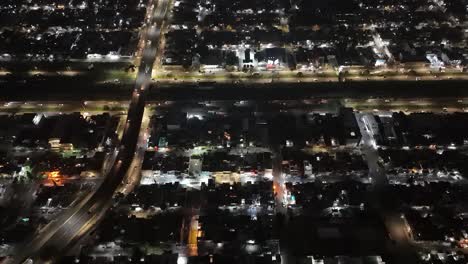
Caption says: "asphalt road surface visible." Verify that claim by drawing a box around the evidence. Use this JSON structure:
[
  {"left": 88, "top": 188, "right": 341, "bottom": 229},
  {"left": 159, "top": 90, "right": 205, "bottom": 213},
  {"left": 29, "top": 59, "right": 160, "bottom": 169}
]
[{"left": 4, "top": 0, "right": 171, "bottom": 262}]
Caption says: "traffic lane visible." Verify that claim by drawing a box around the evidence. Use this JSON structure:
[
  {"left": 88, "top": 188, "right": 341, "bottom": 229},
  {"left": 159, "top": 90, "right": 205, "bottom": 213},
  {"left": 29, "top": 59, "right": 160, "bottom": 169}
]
[
  {"left": 45, "top": 153, "right": 131, "bottom": 248},
  {"left": 43, "top": 197, "right": 112, "bottom": 259},
  {"left": 6, "top": 186, "right": 98, "bottom": 263},
  {"left": 15, "top": 113, "right": 140, "bottom": 263},
  {"left": 355, "top": 112, "right": 419, "bottom": 261},
  {"left": 33, "top": 205, "right": 104, "bottom": 262},
  {"left": 118, "top": 110, "right": 150, "bottom": 195},
  {"left": 147, "top": 26, "right": 161, "bottom": 40},
  {"left": 355, "top": 113, "right": 388, "bottom": 186},
  {"left": 153, "top": 0, "right": 170, "bottom": 21}
]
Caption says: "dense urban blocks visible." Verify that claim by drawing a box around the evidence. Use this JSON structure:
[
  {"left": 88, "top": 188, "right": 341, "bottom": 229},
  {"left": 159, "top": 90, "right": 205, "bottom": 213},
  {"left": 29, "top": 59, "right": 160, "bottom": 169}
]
[
  {"left": 0, "top": 0, "right": 147, "bottom": 60},
  {"left": 0, "top": 0, "right": 468, "bottom": 263},
  {"left": 164, "top": 0, "right": 468, "bottom": 76},
  {"left": 0, "top": 98, "right": 468, "bottom": 263}
]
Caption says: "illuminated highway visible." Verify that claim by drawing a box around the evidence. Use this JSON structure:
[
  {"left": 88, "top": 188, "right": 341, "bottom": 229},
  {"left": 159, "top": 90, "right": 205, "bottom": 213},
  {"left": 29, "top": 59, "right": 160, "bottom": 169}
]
[
  {"left": 2, "top": 58, "right": 466, "bottom": 87},
  {"left": 117, "top": 106, "right": 152, "bottom": 195},
  {"left": 2, "top": 97, "right": 468, "bottom": 116},
  {"left": 4, "top": 0, "right": 172, "bottom": 262},
  {"left": 150, "top": 64, "right": 468, "bottom": 84}
]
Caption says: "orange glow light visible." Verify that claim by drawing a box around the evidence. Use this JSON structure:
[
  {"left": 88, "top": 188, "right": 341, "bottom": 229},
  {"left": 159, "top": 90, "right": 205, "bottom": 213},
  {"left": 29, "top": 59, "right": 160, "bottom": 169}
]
[{"left": 47, "top": 171, "right": 61, "bottom": 179}]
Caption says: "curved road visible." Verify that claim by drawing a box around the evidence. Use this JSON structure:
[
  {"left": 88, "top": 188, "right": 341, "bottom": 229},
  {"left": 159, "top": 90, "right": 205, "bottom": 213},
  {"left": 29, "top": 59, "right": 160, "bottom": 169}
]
[{"left": 5, "top": 0, "right": 171, "bottom": 263}]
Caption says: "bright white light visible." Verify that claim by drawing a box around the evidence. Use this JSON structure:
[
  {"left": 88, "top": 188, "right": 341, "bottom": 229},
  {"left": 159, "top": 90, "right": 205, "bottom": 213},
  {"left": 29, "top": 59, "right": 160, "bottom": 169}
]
[
  {"left": 177, "top": 255, "right": 188, "bottom": 264},
  {"left": 370, "top": 139, "right": 377, "bottom": 149},
  {"left": 107, "top": 53, "right": 121, "bottom": 60},
  {"left": 187, "top": 114, "right": 204, "bottom": 120},
  {"left": 158, "top": 147, "right": 169, "bottom": 153}
]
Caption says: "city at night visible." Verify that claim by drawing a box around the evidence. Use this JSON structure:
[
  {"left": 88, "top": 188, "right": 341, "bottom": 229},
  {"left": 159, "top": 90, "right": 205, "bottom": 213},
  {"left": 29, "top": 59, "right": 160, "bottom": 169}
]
[{"left": 0, "top": 0, "right": 467, "bottom": 264}]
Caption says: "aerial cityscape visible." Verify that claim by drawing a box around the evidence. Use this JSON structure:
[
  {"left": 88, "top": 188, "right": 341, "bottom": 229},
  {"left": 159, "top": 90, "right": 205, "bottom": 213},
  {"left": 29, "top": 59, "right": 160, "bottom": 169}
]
[{"left": 0, "top": 0, "right": 467, "bottom": 264}]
